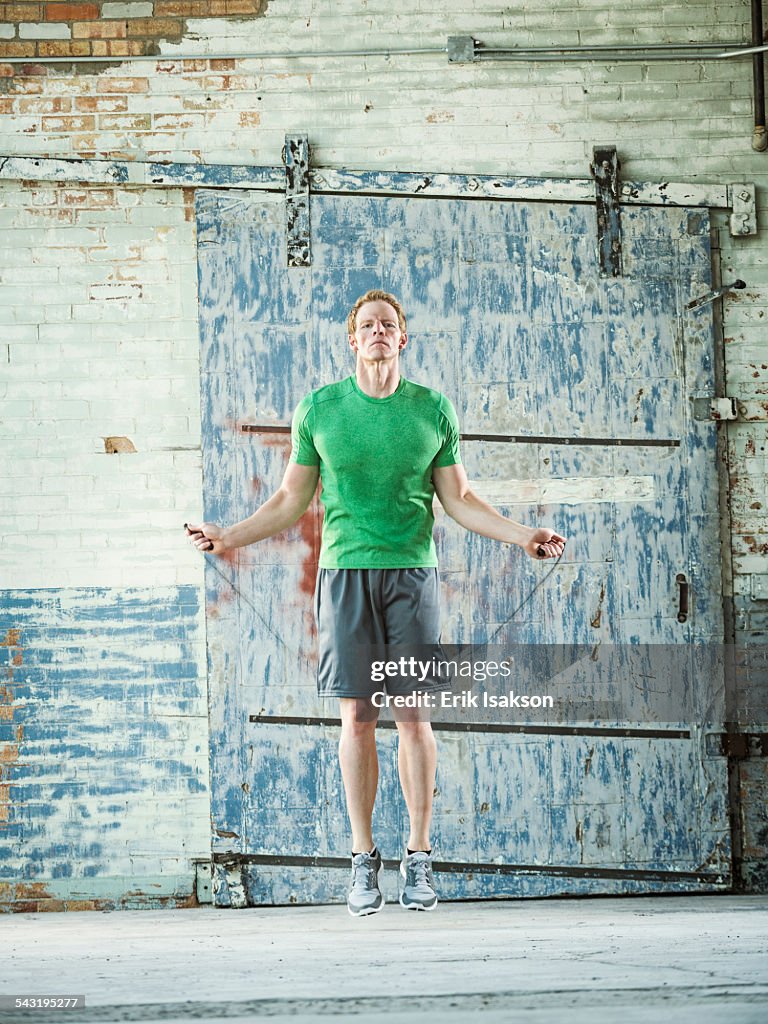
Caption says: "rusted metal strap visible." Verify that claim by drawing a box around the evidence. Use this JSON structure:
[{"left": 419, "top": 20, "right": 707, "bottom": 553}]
[
  {"left": 591, "top": 146, "right": 623, "bottom": 277},
  {"left": 249, "top": 714, "right": 690, "bottom": 739},
  {"left": 284, "top": 133, "right": 311, "bottom": 267},
  {"left": 460, "top": 432, "right": 680, "bottom": 447},
  {"left": 241, "top": 425, "right": 291, "bottom": 433},
  {"left": 706, "top": 732, "right": 768, "bottom": 758},
  {"left": 213, "top": 851, "right": 723, "bottom": 883}
]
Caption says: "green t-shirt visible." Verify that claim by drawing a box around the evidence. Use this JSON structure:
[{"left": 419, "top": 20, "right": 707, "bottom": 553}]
[{"left": 289, "top": 375, "right": 462, "bottom": 569}]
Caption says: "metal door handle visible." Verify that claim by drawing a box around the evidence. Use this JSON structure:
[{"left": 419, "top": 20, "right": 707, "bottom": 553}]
[{"left": 676, "top": 573, "right": 688, "bottom": 623}]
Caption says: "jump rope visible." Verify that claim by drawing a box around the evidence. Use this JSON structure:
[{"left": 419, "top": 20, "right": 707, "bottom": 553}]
[{"left": 184, "top": 524, "right": 565, "bottom": 657}]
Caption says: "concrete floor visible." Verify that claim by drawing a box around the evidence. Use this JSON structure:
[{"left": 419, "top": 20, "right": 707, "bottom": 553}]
[{"left": 2, "top": 895, "right": 768, "bottom": 1024}]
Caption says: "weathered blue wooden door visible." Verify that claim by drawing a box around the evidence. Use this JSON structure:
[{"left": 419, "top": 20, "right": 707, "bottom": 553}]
[{"left": 196, "top": 187, "right": 730, "bottom": 905}]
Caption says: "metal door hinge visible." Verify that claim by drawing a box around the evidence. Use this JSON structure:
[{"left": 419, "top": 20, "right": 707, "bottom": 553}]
[
  {"left": 691, "top": 396, "right": 738, "bottom": 421},
  {"left": 727, "top": 184, "right": 757, "bottom": 237}
]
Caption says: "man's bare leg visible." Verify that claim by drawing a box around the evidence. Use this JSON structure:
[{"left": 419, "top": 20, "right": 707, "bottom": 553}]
[
  {"left": 394, "top": 713, "right": 436, "bottom": 851},
  {"left": 338, "top": 697, "right": 379, "bottom": 852}
]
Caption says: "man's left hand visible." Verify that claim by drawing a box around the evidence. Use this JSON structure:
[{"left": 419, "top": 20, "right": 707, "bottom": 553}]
[{"left": 525, "top": 529, "right": 567, "bottom": 560}]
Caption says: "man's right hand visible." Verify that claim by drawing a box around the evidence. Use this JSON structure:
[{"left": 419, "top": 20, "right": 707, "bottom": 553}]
[
  {"left": 185, "top": 522, "right": 226, "bottom": 555},
  {"left": 184, "top": 464, "right": 319, "bottom": 555}
]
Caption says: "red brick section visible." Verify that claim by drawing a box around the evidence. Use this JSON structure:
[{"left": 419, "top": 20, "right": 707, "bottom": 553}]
[
  {"left": 46, "top": 3, "right": 100, "bottom": 18},
  {"left": 0, "top": 1, "right": 268, "bottom": 70}
]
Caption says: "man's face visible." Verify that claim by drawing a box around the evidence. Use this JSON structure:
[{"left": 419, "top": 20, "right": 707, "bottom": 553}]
[{"left": 349, "top": 300, "right": 407, "bottom": 362}]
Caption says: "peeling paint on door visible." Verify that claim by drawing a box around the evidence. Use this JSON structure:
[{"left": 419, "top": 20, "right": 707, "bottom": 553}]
[{"left": 197, "top": 187, "right": 730, "bottom": 905}]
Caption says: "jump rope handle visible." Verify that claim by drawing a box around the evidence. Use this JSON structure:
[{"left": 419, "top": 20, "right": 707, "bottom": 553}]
[
  {"left": 184, "top": 523, "right": 214, "bottom": 552},
  {"left": 537, "top": 540, "right": 566, "bottom": 558}
]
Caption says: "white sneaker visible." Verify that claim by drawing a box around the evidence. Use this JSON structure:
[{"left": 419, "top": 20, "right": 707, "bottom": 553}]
[
  {"left": 399, "top": 850, "right": 438, "bottom": 911},
  {"left": 347, "top": 848, "right": 383, "bottom": 917}
]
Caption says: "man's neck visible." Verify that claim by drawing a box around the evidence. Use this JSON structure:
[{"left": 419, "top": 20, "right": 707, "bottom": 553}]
[{"left": 354, "top": 358, "right": 401, "bottom": 398}]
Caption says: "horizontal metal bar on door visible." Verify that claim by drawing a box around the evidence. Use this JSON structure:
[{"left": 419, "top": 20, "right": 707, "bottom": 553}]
[
  {"left": 461, "top": 434, "right": 681, "bottom": 447},
  {"left": 0, "top": 155, "right": 730, "bottom": 208},
  {"left": 212, "top": 851, "right": 725, "bottom": 884},
  {"left": 248, "top": 715, "right": 690, "bottom": 740},
  {"left": 241, "top": 425, "right": 681, "bottom": 447}
]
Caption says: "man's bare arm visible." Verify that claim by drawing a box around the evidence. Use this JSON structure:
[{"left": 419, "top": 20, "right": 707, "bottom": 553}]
[
  {"left": 432, "top": 463, "right": 566, "bottom": 560},
  {"left": 186, "top": 462, "right": 320, "bottom": 555}
]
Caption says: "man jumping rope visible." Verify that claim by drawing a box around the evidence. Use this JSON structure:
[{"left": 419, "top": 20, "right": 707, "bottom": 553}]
[{"left": 186, "top": 289, "right": 566, "bottom": 916}]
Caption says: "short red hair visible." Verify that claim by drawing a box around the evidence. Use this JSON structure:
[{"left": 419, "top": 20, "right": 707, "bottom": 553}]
[{"left": 347, "top": 289, "right": 407, "bottom": 335}]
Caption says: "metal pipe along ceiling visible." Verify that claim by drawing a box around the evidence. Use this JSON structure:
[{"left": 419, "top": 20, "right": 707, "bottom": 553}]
[
  {"left": 0, "top": 40, "right": 762, "bottom": 65},
  {"left": 0, "top": 20, "right": 764, "bottom": 148}
]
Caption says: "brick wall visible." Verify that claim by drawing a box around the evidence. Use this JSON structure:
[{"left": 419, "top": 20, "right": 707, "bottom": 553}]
[
  {"left": 1, "top": 0, "right": 767, "bottom": 903},
  {"left": 0, "top": 184, "right": 202, "bottom": 589},
  {"left": 0, "top": 2, "right": 267, "bottom": 61}
]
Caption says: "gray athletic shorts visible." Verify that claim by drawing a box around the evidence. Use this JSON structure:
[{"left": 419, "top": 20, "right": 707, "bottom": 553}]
[{"left": 314, "top": 567, "right": 443, "bottom": 699}]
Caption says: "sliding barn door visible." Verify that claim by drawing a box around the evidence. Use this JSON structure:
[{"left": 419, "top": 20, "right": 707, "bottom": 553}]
[{"left": 196, "top": 187, "right": 728, "bottom": 905}]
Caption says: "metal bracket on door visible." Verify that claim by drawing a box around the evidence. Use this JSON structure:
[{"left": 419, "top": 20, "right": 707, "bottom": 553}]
[
  {"left": 284, "top": 133, "right": 311, "bottom": 267},
  {"left": 676, "top": 573, "right": 689, "bottom": 623},
  {"left": 590, "top": 146, "right": 623, "bottom": 278},
  {"left": 727, "top": 184, "right": 757, "bottom": 236},
  {"left": 192, "top": 859, "right": 214, "bottom": 903},
  {"left": 691, "top": 396, "right": 738, "bottom": 421},
  {"left": 705, "top": 733, "right": 768, "bottom": 758}
]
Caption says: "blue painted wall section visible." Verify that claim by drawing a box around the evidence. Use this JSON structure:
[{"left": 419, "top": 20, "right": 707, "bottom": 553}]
[{"left": 0, "top": 586, "right": 210, "bottom": 912}]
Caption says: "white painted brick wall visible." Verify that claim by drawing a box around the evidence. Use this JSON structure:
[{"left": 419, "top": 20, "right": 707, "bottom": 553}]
[
  {"left": 0, "top": 187, "right": 204, "bottom": 590},
  {"left": 0, "top": 0, "right": 765, "bottom": 609},
  {"left": 18, "top": 24, "right": 72, "bottom": 40},
  {"left": 101, "top": 2, "right": 154, "bottom": 16}
]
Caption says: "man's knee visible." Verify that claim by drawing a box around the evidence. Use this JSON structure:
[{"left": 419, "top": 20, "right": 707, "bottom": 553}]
[
  {"left": 339, "top": 697, "right": 379, "bottom": 740},
  {"left": 395, "top": 718, "right": 434, "bottom": 743},
  {"left": 340, "top": 719, "right": 378, "bottom": 744}
]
